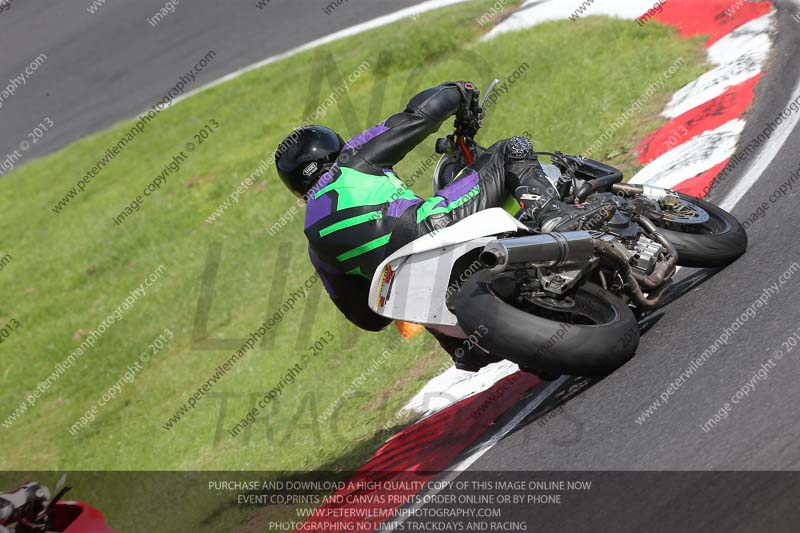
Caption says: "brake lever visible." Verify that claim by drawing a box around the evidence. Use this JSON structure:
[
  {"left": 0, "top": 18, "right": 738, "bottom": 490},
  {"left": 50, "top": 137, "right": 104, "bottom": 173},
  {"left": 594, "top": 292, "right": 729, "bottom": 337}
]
[{"left": 480, "top": 78, "right": 500, "bottom": 108}]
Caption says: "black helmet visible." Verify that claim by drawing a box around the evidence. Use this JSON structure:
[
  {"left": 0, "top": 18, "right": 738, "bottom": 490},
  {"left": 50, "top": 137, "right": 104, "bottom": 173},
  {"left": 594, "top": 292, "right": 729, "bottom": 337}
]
[{"left": 275, "top": 125, "right": 344, "bottom": 196}]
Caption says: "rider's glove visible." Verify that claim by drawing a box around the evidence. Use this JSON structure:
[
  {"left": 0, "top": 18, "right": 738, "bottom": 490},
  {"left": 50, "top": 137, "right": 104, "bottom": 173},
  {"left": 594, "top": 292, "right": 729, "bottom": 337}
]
[
  {"left": 453, "top": 80, "right": 480, "bottom": 110},
  {"left": 453, "top": 80, "right": 483, "bottom": 136},
  {"left": 454, "top": 110, "right": 482, "bottom": 138}
]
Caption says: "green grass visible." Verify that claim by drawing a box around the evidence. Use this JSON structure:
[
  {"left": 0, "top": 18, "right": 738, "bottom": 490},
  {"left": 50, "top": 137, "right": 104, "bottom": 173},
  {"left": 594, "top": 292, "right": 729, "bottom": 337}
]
[{"left": 0, "top": 1, "right": 708, "bottom": 529}]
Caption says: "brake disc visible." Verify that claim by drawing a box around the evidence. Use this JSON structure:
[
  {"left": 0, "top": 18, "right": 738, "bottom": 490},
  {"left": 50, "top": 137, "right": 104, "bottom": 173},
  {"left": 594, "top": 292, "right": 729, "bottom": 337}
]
[{"left": 661, "top": 199, "right": 710, "bottom": 225}]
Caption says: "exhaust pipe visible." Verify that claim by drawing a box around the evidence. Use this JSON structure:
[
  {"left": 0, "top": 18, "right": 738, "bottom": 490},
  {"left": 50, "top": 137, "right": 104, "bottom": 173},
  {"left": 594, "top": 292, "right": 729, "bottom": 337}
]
[
  {"left": 613, "top": 183, "right": 677, "bottom": 203},
  {"left": 479, "top": 231, "right": 595, "bottom": 272}
]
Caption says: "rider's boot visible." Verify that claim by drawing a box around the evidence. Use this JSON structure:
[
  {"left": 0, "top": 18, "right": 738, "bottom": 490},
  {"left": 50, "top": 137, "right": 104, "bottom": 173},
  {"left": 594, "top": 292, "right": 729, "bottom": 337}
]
[
  {"left": 429, "top": 329, "right": 502, "bottom": 372},
  {"left": 533, "top": 200, "right": 616, "bottom": 232},
  {"left": 503, "top": 136, "right": 572, "bottom": 228},
  {"left": 453, "top": 345, "right": 503, "bottom": 372},
  {"left": 503, "top": 136, "right": 561, "bottom": 204},
  {"left": 502, "top": 137, "right": 617, "bottom": 232}
]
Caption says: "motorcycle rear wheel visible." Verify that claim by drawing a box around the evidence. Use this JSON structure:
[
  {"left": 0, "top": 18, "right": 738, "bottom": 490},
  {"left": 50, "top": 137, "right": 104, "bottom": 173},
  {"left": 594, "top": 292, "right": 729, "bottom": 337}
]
[{"left": 453, "top": 272, "right": 640, "bottom": 377}]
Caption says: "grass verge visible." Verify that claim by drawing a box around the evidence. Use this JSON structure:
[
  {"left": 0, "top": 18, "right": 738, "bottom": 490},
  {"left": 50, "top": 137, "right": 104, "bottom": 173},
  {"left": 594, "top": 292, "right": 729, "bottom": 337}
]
[{"left": 0, "top": 0, "right": 707, "bottom": 529}]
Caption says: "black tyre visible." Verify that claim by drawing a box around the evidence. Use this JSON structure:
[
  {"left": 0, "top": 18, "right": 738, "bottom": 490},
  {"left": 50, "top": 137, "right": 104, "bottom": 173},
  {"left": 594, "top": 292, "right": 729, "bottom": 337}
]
[
  {"left": 453, "top": 272, "right": 640, "bottom": 377},
  {"left": 655, "top": 192, "right": 747, "bottom": 268}
]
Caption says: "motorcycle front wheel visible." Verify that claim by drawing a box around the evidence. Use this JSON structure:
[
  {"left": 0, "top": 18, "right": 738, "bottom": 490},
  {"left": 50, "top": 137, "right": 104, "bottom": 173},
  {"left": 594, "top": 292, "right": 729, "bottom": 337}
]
[
  {"left": 654, "top": 192, "right": 747, "bottom": 268},
  {"left": 453, "top": 272, "right": 640, "bottom": 377}
]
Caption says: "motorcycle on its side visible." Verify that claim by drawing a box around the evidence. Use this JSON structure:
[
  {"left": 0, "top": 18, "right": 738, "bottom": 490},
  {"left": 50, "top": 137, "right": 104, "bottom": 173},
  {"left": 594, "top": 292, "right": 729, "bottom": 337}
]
[{"left": 368, "top": 80, "right": 747, "bottom": 378}]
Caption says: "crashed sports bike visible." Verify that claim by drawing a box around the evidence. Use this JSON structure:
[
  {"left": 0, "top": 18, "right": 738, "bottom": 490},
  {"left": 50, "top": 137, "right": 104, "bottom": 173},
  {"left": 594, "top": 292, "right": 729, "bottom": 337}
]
[{"left": 368, "top": 80, "right": 747, "bottom": 377}]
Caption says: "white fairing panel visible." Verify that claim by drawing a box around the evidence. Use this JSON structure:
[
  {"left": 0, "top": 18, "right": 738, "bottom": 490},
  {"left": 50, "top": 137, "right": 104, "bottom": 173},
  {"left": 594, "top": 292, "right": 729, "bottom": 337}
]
[{"left": 368, "top": 208, "right": 527, "bottom": 327}]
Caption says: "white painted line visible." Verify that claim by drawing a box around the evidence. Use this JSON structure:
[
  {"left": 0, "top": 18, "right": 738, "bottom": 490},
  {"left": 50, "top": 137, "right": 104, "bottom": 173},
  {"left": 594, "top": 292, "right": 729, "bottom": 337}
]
[
  {"left": 391, "top": 0, "right": 787, "bottom": 490},
  {"left": 432, "top": 43, "right": 797, "bottom": 486},
  {"left": 484, "top": 0, "right": 658, "bottom": 40},
  {"left": 386, "top": 376, "right": 568, "bottom": 529},
  {"left": 446, "top": 376, "right": 568, "bottom": 472},
  {"left": 421, "top": 71, "right": 800, "bottom": 491},
  {"left": 714, "top": 0, "right": 800, "bottom": 210},
  {"left": 429, "top": 75, "right": 800, "bottom": 485},
  {"left": 170, "top": 0, "right": 472, "bottom": 108},
  {"left": 403, "top": 5, "right": 776, "bottom": 422},
  {"left": 721, "top": 75, "right": 800, "bottom": 211}
]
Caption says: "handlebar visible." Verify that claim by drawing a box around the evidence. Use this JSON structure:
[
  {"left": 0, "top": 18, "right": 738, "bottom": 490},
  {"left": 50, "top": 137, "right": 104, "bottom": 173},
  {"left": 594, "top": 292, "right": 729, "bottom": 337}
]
[{"left": 436, "top": 81, "right": 623, "bottom": 204}]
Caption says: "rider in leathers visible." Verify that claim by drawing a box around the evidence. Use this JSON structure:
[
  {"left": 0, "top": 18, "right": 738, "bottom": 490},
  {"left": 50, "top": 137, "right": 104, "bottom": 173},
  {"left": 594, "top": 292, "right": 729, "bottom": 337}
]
[{"left": 275, "top": 81, "right": 617, "bottom": 372}]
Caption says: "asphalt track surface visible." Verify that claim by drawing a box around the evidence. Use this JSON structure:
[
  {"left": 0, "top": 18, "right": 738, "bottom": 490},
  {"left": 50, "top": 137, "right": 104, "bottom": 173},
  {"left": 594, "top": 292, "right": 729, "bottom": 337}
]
[
  {"left": 392, "top": 3, "right": 800, "bottom": 531},
  {"left": 0, "top": 0, "right": 424, "bottom": 164},
  {"left": 462, "top": 0, "right": 800, "bottom": 473}
]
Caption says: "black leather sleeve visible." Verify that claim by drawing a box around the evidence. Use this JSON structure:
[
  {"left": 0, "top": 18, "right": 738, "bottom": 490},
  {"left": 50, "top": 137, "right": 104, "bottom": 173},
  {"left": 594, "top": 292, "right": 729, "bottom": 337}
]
[{"left": 343, "top": 83, "right": 466, "bottom": 173}]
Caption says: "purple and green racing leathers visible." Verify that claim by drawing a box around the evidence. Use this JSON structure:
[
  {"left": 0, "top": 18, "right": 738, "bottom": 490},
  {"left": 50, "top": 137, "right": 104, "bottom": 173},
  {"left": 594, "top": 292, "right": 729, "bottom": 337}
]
[{"left": 304, "top": 82, "right": 547, "bottom": 334}]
